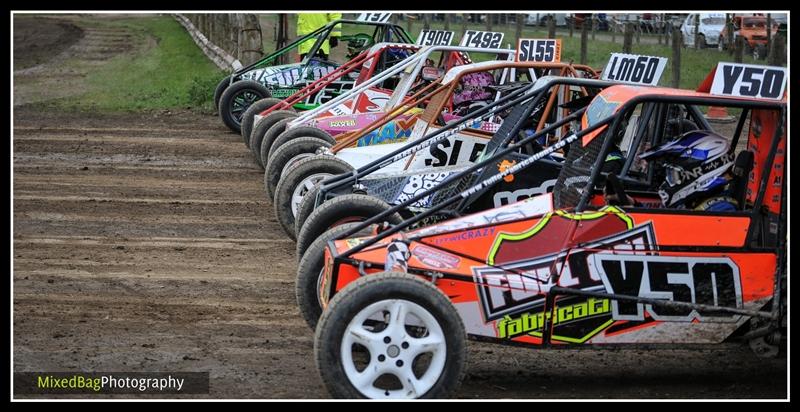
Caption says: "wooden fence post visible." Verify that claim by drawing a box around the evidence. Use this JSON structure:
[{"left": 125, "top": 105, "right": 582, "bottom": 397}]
[
  {"left": 672, "top": 27, "right": 681, "bottom": 88},
  {"left": 547, "top": 16, "right": 556, "bottom": 38},
  {"left": 276, "top": 14, "right": 288, "bottom": 65},
  {"left": 423, "top": 13, "right": 431, "bottom": 30},
  {"left": 623, "top": 22, "right": 633, "bottom": 53},
  {"left": 766, "top": 13, "right": 772, "bottom": 59},
  {"left": 515, "top": 14, "right": 524, "bottom": 45},
  {"left": 569, "top": 15, "right": 574, "bottom": 37},
  {"left": 734, "top": 36, "right": 744, "bottom": 63},
  {"left": 636, "top": 23, "right": 641, "bottom": 44},
  {"left": 611, "top": 19, "right": 616, "bottom": 43},
  {"left": 580, "top": 18, "right": 588, "bottom": 64},
  {"left": 768, "top": 33, "right": 785, "bottom": 66},
  {"left": 236, "top": 14, "right": 263, "bottom": 65}
]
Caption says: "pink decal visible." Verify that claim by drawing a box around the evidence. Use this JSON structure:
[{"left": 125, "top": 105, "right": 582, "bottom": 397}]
[{"left": 412, "top": 244, "right": 461, "bottom": 270}]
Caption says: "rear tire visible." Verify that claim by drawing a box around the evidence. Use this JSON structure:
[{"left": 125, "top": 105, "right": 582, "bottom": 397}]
[
  {"left": 218, "top": 80, "right": 270, "bottom": 134},
  {"left": 315, "top": 272, "right": 467, "bottom": 399},
  {"left": 265, "top": 137, "right": 333, "bottom": 201},
  {"left": 296, "top": 222, "right": 375, "bottom": 330},
  {"left": 273, "top": 155, "right": 354, "bottom": 240},
  {"left": 296, "top": 194, "right": 403, "bottom": 260},
  {"left": 241, "top": 97, "right": 286, "bottom": 146}
]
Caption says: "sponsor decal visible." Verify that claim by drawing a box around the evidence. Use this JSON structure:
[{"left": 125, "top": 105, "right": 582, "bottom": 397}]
[
  {"left": 473, "top": 206, "right": 651, "bottom": 321},
  {"left": 492, "top": 179, "right": 558, "bottom": 207},
  {"left": 498, "top": 160, "right": 516, "bottom": 182},
  {"left": 471, "top": 204, "right": 744, "bottom": 345},
  {"left": 394, "top": 172, "right": 451, "bottom": 207},
  {"left": 345, "top": 237, "right": 367, "bottom": 248},
  {"left": 385, "top": 241, "right": 411, "bottom": 272},
  {"left": 412, "top": 244, "right": 461, "bottom": 270},
  {"left": 412, "top": 193, "right": 553, "bottom": 238},
  {"left": 431, "top": 227, "right": 496, "bottom": 245},
  {"left": 358, "top": 115, "right": 419, "bottom": 146},
  {"left": 676, "top": 152, "right": 735, "bottom": 182},
  {"left": 496, "top": 297, "right": 612, "bottom": 343},
  {"left": 327, "top": 119, "right": 357, "bottom": 128},
  {"left": 271, "top": 88, "right": 299, "bottom": 98}
]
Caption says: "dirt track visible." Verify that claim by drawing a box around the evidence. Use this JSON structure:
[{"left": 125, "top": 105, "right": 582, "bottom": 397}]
[{"left": 12, "top": 15, "right": 787, "bottom": 399}]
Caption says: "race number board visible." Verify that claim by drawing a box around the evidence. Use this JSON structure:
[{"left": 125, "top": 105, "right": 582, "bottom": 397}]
[
  {"left": 710, "top": 62, "right": 787, "bottom": 100},
  {"left": 459, "top": 30, "right": 505, "bottom": 49},
  {"left": 416, "top": 29, "right": 455, "bottom": 46},
  {"left": 516, "top": 39, "right": 561, "bottom": 62},
  {"left": 601, "top": 53, "right": 667, "bottom": 86},
  {"left": 357, "top": 13, "right": 392, "bottom": 23}
]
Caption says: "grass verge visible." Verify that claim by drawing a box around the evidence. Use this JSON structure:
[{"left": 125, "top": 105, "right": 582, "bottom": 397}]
[{"left": 58, "top": 15, "right": 224, "bottom": 113}]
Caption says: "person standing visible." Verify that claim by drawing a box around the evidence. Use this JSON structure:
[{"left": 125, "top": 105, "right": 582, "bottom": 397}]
[{"left": 297, "top": 13, "right": 342, "bottom": 60}]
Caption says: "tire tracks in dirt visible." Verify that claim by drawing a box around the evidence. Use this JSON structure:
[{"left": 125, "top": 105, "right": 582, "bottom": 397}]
[{"left": 13, "top": 105, "right": 328, "bottom": 398}]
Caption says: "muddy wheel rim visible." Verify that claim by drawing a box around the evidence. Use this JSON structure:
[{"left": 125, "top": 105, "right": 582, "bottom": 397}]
[
  {"left": 230, "top": 90, "right": 260, "bottom": 125},
  {"left": 340, "top": 299, "right": 446, "bottom": 399},
  {"left": 291, "top": 173, "right": 331, "bottom": 217}
]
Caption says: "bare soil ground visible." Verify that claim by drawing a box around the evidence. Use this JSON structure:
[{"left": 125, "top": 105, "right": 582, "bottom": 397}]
[{"left": 13, "top": 14, "right": 787, "bottom": 399}]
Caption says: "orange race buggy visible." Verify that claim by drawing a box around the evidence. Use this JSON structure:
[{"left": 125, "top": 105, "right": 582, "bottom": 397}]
[{"left": 312, "top": 64, "right": 787, "bottom": 399}]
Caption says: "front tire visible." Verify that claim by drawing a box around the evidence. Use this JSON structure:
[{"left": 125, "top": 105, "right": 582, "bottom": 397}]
[
  {"left": 241, "top": 97, "right": 286, "bottom": 146},
  {"left": 296, "top": 194, "right": 403, "bottom": 260},
  {"left": 266, "top": 126, "right": 336, "bottom": 166},
  {"left": 249, "top": 111, "right": 298, "bottom": 166},
  {"left": 315, "top": 272, "right": 467, "bottom": 399},
  {"left": 296, "top": 222, "right": 375, "bottom": 330},
  {"left": 273, "top": 155, "right": 354, "bottom": 239},
  {"left": 218, "top": 80, "right": 271, "bottom": 134},
  {"left": 265, "top": 137, "right": 333, "bottom": 201}
]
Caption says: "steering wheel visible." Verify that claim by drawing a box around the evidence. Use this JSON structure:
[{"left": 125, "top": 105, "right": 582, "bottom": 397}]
[{"left": 605, "top": 173, "right": 633, "bottom": 207}]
